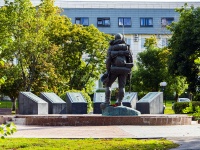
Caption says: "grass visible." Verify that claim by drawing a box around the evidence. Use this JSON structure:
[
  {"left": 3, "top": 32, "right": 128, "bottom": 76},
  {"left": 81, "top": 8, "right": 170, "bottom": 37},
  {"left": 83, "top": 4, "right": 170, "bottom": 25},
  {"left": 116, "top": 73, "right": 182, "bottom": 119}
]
[
  {"left": 164, "top": 100, "right": 175, "bottom": 114},
  {"left": 0, "top": 138, "right": 179, "bottom": 150},
  {"left": 0, "top": 101, "right": 12, "bottom": 108}
]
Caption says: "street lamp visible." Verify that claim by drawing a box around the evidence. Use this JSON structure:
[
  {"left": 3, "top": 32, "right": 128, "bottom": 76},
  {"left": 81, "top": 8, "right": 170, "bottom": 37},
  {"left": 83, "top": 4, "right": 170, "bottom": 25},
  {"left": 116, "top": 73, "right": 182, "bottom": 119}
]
[{"left": 160, "top": 82, "right": 167, "bottom": 105}]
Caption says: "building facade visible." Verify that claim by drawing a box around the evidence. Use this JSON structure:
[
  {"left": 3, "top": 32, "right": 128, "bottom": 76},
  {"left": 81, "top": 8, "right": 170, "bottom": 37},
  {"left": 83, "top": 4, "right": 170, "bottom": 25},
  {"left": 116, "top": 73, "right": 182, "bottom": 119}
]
[
  {"left": 60, "top": 0, "right": 200, "bottom": 61},
  {"left": 59, "top": 0, "right": 200, "bottom": 90},
  {"left": 1, "top": 0, "right": 200, "bottom": 60}
]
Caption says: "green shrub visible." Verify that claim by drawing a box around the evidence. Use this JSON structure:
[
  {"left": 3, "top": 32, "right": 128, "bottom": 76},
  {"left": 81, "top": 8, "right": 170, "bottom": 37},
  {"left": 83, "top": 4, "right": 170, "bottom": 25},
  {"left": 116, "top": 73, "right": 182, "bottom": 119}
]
[
  {"left": 173, "top": 102, "right": 190, "bottom": 114},
  {"left": 193, "top": 93, "right": 200, "bottom": 101},
  {"left": 59, "top": 90, "right": 92, "bottom": 113},
  {"left": 183, "top": 102, "right": 200, "bottom": 121},
  {"left": 174, "top": 101, "right": 200, "bottom": 114}
]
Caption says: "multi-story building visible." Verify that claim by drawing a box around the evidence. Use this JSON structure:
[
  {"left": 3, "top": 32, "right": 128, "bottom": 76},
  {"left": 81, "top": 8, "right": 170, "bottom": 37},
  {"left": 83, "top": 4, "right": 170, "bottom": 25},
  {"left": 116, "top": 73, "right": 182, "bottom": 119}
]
[
  {"left": 59, "top": 0, "right": 200, "bottom": 90},
  {"left": 1, "top": 0, "right": 200, "bottom": 60},
  {"left": 60, "top": 0, "right": 200, "bottom": 61}
]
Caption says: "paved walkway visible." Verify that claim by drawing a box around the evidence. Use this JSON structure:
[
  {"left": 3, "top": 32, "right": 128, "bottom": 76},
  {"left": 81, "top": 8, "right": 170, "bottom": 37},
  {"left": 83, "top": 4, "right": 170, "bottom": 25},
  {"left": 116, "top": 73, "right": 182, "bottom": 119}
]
[{"left": 9, "top": 123, "right": 200, "bottom": 150}]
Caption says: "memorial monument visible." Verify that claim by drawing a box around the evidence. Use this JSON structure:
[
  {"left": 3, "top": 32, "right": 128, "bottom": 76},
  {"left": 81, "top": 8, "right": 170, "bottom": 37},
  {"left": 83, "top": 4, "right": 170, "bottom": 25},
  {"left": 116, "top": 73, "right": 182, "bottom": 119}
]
[
  {"left": 100, "top": 33, "right": 140, "bottom": 116},
  {"left": 93, "top": 92, "right": 105, "bottom": 114},
  {"left": 136, "top": 92, "right": 164, "bottom": 114},
  {"left": 40, "top": 92, "right": 66, "bottom": 114},
  {"left": 66, "top": 92, "right": 87, "bottom": 114},
  {"left": 122, "top": 92, "right": 138, "bottom": 108},
  {"left": 18, "top": 92, "right": 48, "bottom": 115}
]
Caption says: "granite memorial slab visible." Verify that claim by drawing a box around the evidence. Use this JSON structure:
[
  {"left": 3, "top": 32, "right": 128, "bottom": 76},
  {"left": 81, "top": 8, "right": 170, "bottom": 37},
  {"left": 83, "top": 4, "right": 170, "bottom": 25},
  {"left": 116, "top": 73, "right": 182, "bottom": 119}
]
[
  {"left": 93, "top": 92, "right": 105, "bottom": 114},
  {"left": 66, "top": 92, "right": 87, "bottom": 114},
  {"left": 122, "top": 92, "right": 138, "bottom": 108},
  {"left": 136, "top": 92, "right": 164, "bottom": 114},
  {"left": 18, "top": 92, "right": 48, "bottom": 115},
  {"left": 40, "top": 92, "right": 66, "bottom": 114}
]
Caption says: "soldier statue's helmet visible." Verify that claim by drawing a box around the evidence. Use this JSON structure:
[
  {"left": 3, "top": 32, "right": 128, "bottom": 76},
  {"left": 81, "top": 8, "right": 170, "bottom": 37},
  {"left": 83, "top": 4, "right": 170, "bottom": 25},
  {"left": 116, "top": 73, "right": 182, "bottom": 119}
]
[{"left": 115, "top": 33, "right": 123, "bottom": 40}]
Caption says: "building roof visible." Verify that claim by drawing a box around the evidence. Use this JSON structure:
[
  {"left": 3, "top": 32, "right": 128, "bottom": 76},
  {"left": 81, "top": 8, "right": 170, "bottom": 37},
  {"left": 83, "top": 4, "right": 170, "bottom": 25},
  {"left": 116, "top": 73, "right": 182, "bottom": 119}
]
[
  {"left": 56, "top": 0, "right": 200, "bottom": 9},
  {"left": 1, "top": 0, "right": 200, "bottom": 9}
]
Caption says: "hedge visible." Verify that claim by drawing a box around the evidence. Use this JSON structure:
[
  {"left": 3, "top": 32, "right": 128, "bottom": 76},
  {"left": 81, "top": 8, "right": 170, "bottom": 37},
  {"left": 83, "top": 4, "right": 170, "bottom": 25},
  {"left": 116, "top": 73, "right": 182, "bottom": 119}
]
[{"left": 173, "top": 101, "right": 200, "bottom": 114}]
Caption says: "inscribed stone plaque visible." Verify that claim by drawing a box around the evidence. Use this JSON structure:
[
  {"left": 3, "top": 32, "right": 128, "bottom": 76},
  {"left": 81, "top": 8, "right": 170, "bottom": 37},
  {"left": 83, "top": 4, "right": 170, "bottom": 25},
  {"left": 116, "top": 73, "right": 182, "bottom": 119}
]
[
  {"left": 18, "top": 92, "right": 48, "bottom": 115},
  {"left": 93, "top": 92, "right": 105, "bottom": 114},
  {"left": 136, "top": 92, "right": 163, "bottom": 114},
  {"left": 40, "top": 92, "right": 66, "bottom": 114},
  {"left": 66, "top": 92, "right": 87, "bottom": 114},
  {"left": 122, "top": 92, "right": 138, "bottom": 108}
]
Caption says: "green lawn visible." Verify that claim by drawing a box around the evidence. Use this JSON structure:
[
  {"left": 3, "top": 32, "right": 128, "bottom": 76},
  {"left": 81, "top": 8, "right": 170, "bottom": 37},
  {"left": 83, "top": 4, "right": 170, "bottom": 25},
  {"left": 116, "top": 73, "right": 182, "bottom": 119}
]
[
  {"left": 164, "top": 100, "right": 175, "bottom": 114},
  {"left": 0, "top": 138, "right": 178, "bottom": 150},
  {"left": 0, "top": 101, "right": 12, "bottom": 108}
]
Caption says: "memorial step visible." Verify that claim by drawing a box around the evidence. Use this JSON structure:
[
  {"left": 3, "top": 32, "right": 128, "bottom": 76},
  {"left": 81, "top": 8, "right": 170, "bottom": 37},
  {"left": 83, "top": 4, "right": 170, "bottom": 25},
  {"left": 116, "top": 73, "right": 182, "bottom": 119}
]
[{"left": 11, "top": 114, "right": 192, "bottom": 126}]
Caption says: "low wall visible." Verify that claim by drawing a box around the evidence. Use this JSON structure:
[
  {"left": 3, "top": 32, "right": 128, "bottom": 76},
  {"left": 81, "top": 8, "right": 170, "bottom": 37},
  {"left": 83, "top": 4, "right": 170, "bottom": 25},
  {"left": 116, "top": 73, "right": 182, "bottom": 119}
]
[{"left": 13, "top": 114, "right": 192, "bottom": 126}]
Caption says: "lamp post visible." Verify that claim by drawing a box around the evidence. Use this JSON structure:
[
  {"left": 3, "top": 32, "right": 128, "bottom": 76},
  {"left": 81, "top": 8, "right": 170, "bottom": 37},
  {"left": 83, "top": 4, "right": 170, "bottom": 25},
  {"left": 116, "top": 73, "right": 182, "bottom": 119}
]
[{"left": 160, "top": 81, "right": 167, "bottom": 105}]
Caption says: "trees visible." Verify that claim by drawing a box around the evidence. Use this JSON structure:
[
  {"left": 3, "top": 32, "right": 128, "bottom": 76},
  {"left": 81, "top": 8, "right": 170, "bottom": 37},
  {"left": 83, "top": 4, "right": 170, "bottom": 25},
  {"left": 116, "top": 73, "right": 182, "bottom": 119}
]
[
  {"left": 0, "top": 0, "right": 111, "bottom": 110},
  {"left": 0, "top": 0, "right": 62, "bottom": 109},
  {"left": 130, "top": 36, "right": 169, "bottom": 97},
  {"left": 168, "top": 4, "right": 200, "bottom": 98},
  {"left": 0, "top": 60, "right": 6, "bottom": 85},
  {"left": 51, "top": 24, "right": 111, "bottom": 94},
  {"left": 130, "top": 36, "right": 188, "bottom": 100}
]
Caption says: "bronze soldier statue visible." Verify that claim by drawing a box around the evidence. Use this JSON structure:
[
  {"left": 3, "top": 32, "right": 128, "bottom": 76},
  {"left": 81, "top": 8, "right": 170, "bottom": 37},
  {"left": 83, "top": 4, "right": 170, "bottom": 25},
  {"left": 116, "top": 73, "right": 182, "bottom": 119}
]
[{"left": 101, "top": 33, "right": 133, "bottom": 107}]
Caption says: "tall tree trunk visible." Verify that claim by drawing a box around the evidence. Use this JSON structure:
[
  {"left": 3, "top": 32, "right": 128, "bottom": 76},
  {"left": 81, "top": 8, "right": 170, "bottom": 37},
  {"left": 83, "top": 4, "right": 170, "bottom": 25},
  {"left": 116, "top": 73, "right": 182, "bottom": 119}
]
[
  {"left": 11, "top": 97, "right": 16, "bottom": 111},
  {"left": 175, "top": 92, "right": 179, "bottom": 102}
]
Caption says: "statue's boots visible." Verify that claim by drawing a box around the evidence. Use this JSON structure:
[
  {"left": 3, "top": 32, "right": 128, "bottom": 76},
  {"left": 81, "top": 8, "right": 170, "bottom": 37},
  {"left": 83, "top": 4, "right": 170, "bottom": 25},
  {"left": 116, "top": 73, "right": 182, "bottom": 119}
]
[
  {"left": 115, "top": 101, "right": 123, "bottom": 106},
  {"left": 100, "top": 102, "right": 110, "bottom": 110}
]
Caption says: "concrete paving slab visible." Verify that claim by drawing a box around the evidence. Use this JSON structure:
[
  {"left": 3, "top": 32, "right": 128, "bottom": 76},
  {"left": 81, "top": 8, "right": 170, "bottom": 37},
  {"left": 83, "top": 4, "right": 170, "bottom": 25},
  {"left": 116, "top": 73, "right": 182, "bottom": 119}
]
[
  {"left": 10, "top": 125, "right": 133, "bottom": 138},
  {"left": 8, "top": 124, "right": 200, "bottom": 150}
]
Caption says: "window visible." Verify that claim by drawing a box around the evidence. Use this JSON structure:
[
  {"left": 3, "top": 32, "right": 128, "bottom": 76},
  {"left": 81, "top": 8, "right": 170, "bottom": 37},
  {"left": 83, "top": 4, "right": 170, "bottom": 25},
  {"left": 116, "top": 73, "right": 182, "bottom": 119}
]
[
  {"left": 125, "top": 38, "right": 131, "bottom": 46},
  {"left": 161, "top": 17, "right": 174, "bottom": 27},
  {"left": 97, "top": 18, "right": 110, "bottom": 27},
  {"left": 75, "top": 17, "right": 89, "bottom": 26},
  {"left": 118, "top": 17, "right": 131, "bottom": 27},
  {"left": 140, "top": 18, "right": 153, "bottom": 27}
]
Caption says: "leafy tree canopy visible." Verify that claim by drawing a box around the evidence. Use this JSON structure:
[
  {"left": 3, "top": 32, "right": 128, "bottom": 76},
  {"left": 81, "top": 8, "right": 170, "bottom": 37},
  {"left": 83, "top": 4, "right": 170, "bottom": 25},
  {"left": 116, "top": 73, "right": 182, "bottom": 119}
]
[
  {"left": 0, "top": 0, "right": 111, "bottom": 111},
  {"left": 130, "top": 36, "right": 188, "bottom": 100},
  {"left": 168, "top": 4, "right": 200, "bottom": 94}
]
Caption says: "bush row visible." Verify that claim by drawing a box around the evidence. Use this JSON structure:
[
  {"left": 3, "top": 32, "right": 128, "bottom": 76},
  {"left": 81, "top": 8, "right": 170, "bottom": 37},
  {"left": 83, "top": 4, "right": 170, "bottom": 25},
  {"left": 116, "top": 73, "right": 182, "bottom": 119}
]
[{"left": 173, "top": 101, "right": 200, "bottom": 114}]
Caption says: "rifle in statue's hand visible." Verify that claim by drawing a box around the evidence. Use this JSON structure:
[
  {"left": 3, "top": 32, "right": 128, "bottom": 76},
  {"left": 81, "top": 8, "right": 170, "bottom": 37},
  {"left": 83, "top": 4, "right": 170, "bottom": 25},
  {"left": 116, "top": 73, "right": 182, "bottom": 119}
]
[{"left": 126, "top": 73, "right": 132, "bottom": 93}]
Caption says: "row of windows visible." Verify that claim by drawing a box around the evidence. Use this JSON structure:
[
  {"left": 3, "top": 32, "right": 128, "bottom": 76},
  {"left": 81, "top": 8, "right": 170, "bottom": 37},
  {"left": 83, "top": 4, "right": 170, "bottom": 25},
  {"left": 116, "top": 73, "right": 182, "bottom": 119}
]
[{"left": 75, "top": 17, "right": 174, "bottom": 27}]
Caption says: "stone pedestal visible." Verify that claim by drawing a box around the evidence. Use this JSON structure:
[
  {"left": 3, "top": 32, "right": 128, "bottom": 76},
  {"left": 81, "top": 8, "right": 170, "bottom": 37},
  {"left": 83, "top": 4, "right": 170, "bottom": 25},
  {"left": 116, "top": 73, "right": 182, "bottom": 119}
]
[
  {"left": 66, "top": 92, "right": 87, "bottom": 114},
  {"left": 93, "top": 92, "right": 105, "bottom": 114},
  {"left": 136, "top": 92, "right": 164, "bottom": 114},
  {"left": 18, "top": 92, "right": 48, "bottom": 115},
  {"left": 122, "top": 92, "right": 138, "bottom": 108},
  {"left": 40, "top": 92, "right": 66, "bottom": 114}
]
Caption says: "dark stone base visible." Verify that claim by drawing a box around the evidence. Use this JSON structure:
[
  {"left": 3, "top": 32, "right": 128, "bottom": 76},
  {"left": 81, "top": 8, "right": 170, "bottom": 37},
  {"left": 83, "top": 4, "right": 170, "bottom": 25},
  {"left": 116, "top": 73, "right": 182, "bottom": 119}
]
[{"left": 102, "top": 106, "right": 141, "bottom": 116}]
